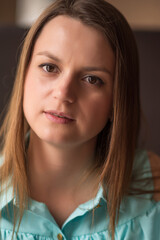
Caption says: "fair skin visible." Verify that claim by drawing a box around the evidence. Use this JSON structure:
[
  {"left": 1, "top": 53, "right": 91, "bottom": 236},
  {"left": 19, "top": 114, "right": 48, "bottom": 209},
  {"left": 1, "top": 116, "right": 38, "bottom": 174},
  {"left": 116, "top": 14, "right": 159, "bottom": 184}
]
[{"left": 23, "top": 16, "right": 115, "bottom": 226}]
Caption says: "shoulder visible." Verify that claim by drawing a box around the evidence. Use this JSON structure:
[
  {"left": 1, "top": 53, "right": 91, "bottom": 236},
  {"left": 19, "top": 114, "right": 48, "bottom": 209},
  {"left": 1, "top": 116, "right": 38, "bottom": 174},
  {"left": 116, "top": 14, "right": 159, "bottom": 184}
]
[
  {"left": 147, "top": 151, "right": 160, "bottom": 201},
  {"left": 117, "top": 199, "right": 160, "bottom": 239},
  {"left": 132, "top": 150, "right": 160, "bottom": 201},
  {"left": 117, "top": 151, "right": 160, "bottom": 236}
]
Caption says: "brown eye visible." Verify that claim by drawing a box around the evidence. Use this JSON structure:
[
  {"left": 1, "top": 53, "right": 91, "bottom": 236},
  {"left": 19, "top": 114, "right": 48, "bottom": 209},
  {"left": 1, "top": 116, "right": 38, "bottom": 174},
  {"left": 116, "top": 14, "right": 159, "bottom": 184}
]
[
  {"left": 39, "top": 63, "right": 59, "bottom": 73},
  {"left": 84, "top": 75, "right": 103, "bottom": 85}
]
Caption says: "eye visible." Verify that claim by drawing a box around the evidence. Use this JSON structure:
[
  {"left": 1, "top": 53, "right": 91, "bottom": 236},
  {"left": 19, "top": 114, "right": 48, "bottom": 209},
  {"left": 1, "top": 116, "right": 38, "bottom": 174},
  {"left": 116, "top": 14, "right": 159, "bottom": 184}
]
[
  {"left": 39, "top": 63, "right": 59, "bottom": 73},
  {"left": 83, "top": 75, "right": 104, "bottom": 85}
]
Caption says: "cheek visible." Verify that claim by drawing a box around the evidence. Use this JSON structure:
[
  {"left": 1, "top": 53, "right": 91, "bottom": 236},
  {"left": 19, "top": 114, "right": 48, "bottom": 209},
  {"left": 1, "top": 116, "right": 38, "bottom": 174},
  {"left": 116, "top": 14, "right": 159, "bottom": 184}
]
[
  {"left": 23, "top": 72, "right": 39, "bottom": 121},
  {"left": 86, "top": 92, "right": 113, "bottom": 121},
  {"left": 23, "top": 69, "right": 43, "bottom": 107},
  {"left": 23, "top": 79, "right": 34, "bottom": 109},
  {"left": 79, "top": 92, "right": 113, "bottom": 139}
]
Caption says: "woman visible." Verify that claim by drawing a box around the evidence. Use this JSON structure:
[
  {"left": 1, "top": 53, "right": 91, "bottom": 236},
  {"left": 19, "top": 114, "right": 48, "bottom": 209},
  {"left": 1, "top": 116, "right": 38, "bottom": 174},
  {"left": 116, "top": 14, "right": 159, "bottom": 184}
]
[{"left": 0, "top": 0, "right": 160, "bottom": 239}]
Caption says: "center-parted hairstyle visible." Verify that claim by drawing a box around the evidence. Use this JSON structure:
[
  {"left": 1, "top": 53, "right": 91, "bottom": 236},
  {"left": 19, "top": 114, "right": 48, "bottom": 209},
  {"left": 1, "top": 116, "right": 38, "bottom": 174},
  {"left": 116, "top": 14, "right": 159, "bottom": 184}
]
[{"left": 0, "top": 0, "right": 140, "bottom": 239}]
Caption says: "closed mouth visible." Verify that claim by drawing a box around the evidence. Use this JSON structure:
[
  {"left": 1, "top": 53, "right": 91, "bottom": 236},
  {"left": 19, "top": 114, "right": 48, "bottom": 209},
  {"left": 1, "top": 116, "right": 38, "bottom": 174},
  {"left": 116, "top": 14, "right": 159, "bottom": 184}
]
[
  {"left": 44, "top": 111, "right": 75, "bottom": 121},
  {"left": 49, "top": 113, "right": 69, "bottom": 119}
]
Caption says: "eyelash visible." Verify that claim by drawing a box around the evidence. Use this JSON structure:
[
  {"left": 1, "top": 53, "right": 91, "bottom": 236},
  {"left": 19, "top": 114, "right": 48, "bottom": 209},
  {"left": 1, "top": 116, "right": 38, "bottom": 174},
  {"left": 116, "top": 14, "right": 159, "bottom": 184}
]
[
  {"left": 38, "top": 63, "right": 104, "bottom": 86},
  {"left": 38, "top": 63, "right": 59, "bottom": 73},
  {"left": 83, "top": 75, "right": 104, "bottom": 86}
]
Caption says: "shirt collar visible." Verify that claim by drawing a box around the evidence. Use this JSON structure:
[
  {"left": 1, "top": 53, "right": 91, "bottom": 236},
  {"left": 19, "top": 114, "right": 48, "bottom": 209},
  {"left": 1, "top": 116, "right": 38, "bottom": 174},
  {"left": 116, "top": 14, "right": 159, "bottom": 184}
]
[
  {"left": 0, "top": 181, "right": 105, "bottom": 212},
  {"left": 0, "top": 154, "right": 106, "bottom": 212},
  {"left": 78, "top": 184, "right": 106, "bottom": 211}
]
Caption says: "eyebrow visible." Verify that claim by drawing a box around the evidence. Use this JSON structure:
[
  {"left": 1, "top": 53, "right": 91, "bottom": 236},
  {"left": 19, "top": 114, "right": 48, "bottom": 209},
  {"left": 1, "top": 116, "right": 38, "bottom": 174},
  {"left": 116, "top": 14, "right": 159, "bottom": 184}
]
[
  {"left": 37, "top": 51, "right": 61, "bottom": 63},
  {"left": 36, "top": 51, "right": 112, "bottom": 75},
  {"left": 82, "top": 66, "right": 111, "bottom": 75}
]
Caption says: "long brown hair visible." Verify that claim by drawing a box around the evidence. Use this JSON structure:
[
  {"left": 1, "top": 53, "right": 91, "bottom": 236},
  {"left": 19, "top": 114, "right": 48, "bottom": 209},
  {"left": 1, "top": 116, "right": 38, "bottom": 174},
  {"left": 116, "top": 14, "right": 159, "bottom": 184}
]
[{"left": 0, "top": 0, "right": 140, "bottom": 239}]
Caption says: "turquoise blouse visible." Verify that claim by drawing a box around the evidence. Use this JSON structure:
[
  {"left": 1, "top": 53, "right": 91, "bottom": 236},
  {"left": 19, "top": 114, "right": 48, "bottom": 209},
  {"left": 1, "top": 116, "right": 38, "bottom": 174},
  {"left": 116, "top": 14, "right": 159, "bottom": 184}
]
[{"left": 0, "top": 150, "right": 160, "bottom": 240}]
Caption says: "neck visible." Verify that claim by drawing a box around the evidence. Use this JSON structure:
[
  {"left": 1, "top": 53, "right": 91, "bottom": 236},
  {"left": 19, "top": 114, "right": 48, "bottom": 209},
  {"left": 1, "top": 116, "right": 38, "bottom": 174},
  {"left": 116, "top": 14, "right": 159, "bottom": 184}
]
[{"left": 27, "top": 130, "right": 99, "bottom": 202}]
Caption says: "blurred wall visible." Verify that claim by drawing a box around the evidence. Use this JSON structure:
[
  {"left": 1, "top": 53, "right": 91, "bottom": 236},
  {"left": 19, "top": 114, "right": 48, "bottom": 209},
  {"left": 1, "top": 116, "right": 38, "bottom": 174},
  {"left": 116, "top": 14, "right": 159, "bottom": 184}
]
[
  {"left": 15, "top": 0, "right": 160, "bottom": 29},
  {"left": 0, "top": 0, "right": 16, "bottom": 24},
  {"left": 107, "top": 0, "right": 160, "bottom": 30},
  {"left": 1, "top": 0, "right": 160, "bottom": 29}
]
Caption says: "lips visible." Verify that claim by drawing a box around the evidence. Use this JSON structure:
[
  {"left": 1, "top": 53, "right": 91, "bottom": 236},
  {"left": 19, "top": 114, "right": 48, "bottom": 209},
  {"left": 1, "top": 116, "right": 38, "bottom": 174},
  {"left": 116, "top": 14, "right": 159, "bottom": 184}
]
[
  {"left": 44, "top": 110, "right": 75, "bottom": 124},
  {"left": 49, "top": 112, "right": 68, "bottom": 119},
  {"left": 44, "top": 111, "right": 74, "bottom": 120}
]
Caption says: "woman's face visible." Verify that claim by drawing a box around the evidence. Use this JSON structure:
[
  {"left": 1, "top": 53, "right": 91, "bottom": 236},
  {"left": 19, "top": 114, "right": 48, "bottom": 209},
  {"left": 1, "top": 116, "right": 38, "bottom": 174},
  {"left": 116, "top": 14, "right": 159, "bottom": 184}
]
[{"left": 23, "top": 16, "right": 115, "bottom": 149}]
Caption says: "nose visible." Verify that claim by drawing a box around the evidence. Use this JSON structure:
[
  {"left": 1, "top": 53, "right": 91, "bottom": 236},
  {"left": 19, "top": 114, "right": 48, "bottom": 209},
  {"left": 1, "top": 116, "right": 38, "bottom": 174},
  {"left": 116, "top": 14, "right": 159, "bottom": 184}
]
[{"left": 52, "top": 74, "right": 76, "bottom": 103}]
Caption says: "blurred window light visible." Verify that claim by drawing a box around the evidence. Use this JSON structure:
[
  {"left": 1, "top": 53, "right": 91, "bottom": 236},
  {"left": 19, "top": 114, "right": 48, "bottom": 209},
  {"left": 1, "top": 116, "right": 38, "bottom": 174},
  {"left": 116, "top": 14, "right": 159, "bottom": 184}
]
[{"left": 16, "top": 0, "right": 54, "bottom": 27}]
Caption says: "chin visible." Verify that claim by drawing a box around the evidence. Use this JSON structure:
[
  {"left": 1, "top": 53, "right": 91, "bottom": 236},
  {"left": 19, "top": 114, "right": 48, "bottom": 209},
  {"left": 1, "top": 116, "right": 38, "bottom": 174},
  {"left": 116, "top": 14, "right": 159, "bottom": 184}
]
[{"left": 35, "top": 128, "right": 75, "bottom": 147}]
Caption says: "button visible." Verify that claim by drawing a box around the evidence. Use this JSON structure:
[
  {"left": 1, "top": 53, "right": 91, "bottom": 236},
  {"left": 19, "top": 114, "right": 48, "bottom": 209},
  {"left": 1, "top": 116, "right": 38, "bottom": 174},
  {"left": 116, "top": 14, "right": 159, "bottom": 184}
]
[
  {"left": 94, "top": 203, "right": 102, "bottom": 210},
  {"left": 57, "top": 233, "right": 63, "bottom": 240},
  {"left": 96, "top": 203, "right": 102, "bottom": 208}
]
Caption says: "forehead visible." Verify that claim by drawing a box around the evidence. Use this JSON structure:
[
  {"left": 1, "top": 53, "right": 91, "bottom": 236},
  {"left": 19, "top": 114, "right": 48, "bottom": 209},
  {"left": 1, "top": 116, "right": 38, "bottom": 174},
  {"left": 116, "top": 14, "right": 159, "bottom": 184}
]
[{"left": 32, "top": 15, "right": 115, "bottom": 71}]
